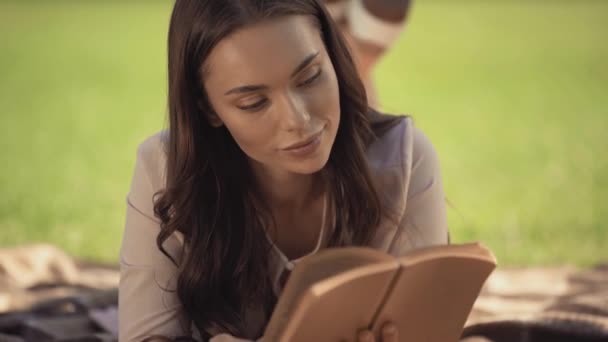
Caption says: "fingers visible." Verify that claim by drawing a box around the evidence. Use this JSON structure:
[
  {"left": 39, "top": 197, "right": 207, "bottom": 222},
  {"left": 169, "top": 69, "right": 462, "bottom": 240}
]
[
  {"left": 357, "top": 330, "right": 375, "bottom": 342},
  {"left": 380, "top": 322, "right": 398, "bottom": 342},
  {"left": 357, "top": 322, "right": 398, "bottom": 342}
]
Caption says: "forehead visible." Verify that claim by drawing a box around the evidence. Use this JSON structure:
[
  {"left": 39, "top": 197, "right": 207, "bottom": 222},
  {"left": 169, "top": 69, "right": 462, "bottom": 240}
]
[{"left": 204, "top": 15, "right": 324, "bottom": 87}]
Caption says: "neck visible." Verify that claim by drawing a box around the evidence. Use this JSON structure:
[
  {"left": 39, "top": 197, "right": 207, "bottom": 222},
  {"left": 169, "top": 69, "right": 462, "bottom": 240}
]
[{"left": 250, "top": 162, "right": 324, "bottom": 211}]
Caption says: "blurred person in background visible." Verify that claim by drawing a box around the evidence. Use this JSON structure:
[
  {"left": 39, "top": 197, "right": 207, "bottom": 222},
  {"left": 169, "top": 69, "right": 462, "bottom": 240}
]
[{"left": 324, "top": 0, "right": 412, "bottom": 106}]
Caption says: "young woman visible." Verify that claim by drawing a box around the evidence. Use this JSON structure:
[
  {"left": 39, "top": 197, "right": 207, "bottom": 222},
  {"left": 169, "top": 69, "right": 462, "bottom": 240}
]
[{"left": 119, "top": 0, "right": 447, "bottom": 341}]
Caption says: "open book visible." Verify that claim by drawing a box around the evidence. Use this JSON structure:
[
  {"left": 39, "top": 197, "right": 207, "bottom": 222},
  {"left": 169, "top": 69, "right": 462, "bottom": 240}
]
[{"left": 263, "top": 242, "right": 496, "bottom": 342}]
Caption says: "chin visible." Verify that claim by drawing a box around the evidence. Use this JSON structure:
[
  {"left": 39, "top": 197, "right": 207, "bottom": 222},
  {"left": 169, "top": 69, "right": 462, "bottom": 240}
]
[
  {"left": 286, "top": 151, "right": 331, "bottom": 175},
  {"left": 289, "top": 160, "right": 328, "bottom": 175}
]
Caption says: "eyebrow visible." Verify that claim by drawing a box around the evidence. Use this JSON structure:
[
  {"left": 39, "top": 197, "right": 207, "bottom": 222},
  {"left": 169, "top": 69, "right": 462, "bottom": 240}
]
[{"left": 224, "top": 51, "right": 320, "bottom": 96}]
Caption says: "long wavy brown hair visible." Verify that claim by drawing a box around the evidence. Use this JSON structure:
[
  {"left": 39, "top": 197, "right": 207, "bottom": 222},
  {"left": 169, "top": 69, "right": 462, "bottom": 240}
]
[{"left": 153, "top": 0, "right": 403, "bottom": 339}]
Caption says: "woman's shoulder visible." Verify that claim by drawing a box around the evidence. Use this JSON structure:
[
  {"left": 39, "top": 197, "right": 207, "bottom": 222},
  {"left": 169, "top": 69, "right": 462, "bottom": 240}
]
[
  {"left": 135, "top": 130, "right": 169, "bottom": 167},
  {"left": 126, "top": 130, "right": 169, "bottom": 219},
  {"left": 366, "top": 113, "right": 442, "bottom": 218},
  {"left": 367, "top": 113, "right": 438, "bottom": 172},
  {"left": 132, "top": 130, "right": 169, "bottom": 190},
  {"left": 366, "top": 113, "right": 446, "bottom": 251},
  {"left": 123, "top": 130, "right": 186, "bottom": 264}
]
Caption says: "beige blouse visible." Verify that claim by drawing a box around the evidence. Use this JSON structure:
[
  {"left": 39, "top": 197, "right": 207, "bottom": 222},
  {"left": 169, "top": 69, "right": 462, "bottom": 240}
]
[{"left": 118, "top": 117, "right": 448, "bottom": 341}]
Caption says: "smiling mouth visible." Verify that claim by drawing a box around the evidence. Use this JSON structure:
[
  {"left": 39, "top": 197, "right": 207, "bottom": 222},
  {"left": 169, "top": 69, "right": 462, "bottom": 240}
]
[{"left": 283, "top": 129, "right": 323, "bottom": 151}]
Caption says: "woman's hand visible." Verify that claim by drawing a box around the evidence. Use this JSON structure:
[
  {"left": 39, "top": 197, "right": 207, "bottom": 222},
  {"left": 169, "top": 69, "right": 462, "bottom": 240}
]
[{"left": 356, "top": 322, "right": 398, "bottom": 342}]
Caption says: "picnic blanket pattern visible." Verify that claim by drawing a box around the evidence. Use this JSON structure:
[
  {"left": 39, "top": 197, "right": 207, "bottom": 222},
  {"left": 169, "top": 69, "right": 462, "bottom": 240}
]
[{"left": 1, "top": 244, "right": 607, "bottom": 341}]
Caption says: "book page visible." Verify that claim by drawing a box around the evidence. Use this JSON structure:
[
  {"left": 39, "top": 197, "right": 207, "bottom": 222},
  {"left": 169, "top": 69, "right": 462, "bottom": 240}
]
[
  {"left": 278, "top": 261, "right": 399, "bottom": 342},
  {"left": 264, "top": 243, "right": 496, "bottom": 342},
  {"left": 371, "top": 243, "right": 496, "bottom": 342},
  {"left": 264, "top": 247, "right": 394, "bottom": 341}
]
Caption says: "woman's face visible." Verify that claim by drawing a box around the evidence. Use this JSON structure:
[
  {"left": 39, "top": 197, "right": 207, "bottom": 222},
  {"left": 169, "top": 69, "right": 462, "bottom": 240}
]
[{"left": 203, "top": 15, "right": 340, "bottom": 176}]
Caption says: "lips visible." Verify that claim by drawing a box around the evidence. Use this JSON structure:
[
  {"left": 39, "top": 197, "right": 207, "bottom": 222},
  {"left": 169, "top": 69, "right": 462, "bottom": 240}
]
[{"left": 283, "top": 130, "right": 323, "bottom": 151}]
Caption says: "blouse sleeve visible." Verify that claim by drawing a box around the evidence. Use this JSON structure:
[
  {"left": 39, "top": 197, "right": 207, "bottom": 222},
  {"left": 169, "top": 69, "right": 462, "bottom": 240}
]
[
  {"left": 119, "top": 142, "right": 194, "bottom": 341},
  {"left": 119, "top": 139, "right": 259, "bottom": 342},
  {"left": 388, "top": 126, "right": 449, "bottom": 255}
]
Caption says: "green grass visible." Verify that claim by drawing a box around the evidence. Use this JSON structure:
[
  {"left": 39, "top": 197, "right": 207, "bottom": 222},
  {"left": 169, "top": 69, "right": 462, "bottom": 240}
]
[
  {"left": 1, "top": 1, "right": 606, "bottom": 266},
  {"left": 377, "top": 0, "right": 608, "bottom": 266}
]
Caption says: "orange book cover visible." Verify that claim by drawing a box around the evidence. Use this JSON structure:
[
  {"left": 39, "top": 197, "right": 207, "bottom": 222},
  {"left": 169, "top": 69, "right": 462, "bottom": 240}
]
[{"left": 263, "top": 242, "right": 496, "bottom": 342}]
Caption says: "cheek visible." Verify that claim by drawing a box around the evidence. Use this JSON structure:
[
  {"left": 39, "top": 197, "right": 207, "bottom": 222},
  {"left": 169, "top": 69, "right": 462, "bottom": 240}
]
[
  {"left": 315, "top": 69, "right": 341, "bottom": 123},
  {"left": 221, "top": 113, "right": 277, "bottom": 156}
]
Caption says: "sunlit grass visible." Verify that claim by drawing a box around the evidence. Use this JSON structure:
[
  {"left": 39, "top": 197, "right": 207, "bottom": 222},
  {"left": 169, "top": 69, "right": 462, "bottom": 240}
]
[{"left": 1, "top": 1, "right": 606, "bottom": 265}]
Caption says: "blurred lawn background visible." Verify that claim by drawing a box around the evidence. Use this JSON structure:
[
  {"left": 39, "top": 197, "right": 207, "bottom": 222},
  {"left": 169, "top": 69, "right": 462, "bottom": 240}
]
[{"left": 1, "top": 0, "right": 606, "bottom": 266}]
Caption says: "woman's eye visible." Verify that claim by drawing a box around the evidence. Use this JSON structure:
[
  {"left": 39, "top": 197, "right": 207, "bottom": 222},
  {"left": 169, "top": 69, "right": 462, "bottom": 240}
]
[
  {"left": 238, "top": 99, "right": 268, "bottom": 112},
  {"left": 298, "top": 69, "right": 322, "bottom": 87}
]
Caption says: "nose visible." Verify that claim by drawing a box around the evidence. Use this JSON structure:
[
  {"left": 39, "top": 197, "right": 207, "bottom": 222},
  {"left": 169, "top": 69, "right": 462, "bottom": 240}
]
[{"left": 278, "top": 91, "right": 311, "bottom": 132}]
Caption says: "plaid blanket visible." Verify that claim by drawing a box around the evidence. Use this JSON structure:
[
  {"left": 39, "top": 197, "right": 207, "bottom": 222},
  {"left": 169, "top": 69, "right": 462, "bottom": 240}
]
[
  {"left": 463, "top": 264, "right": 608, "bottom": 341},
  {"left": 1, "top": 245, "right": 607, "bottom": 341}
]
